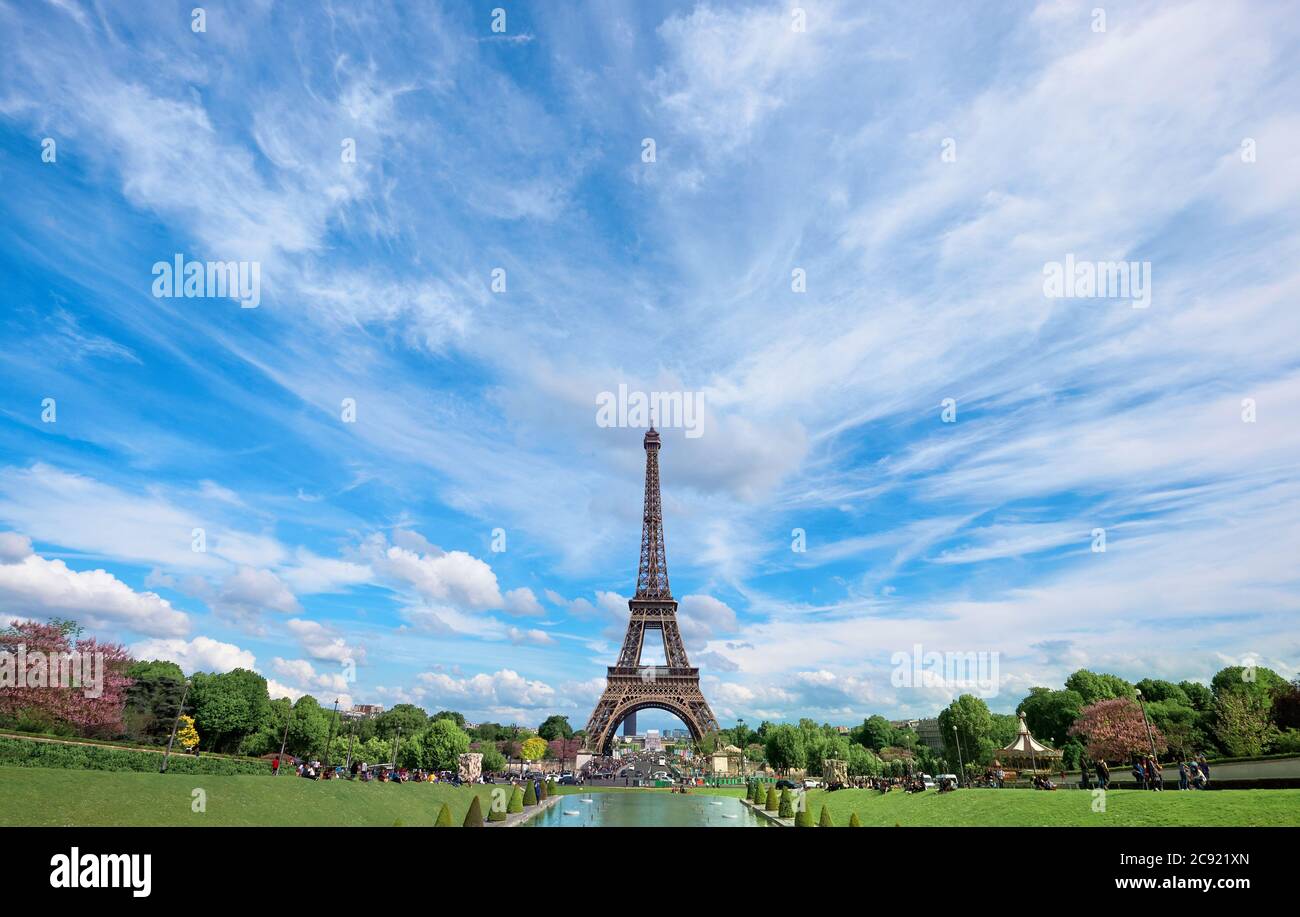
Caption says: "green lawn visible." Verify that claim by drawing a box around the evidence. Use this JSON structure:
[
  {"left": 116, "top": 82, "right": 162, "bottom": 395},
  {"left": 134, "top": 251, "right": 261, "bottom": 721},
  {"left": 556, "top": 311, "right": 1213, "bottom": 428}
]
[
  {"left": 793, "top": 786, "right": 1300, "bottom": 827},
  {"left": 0, "top": 766, "right": 503, "bottom": 827},
  {"left": 4, "top": 767, "right": 1294, "bottom": 826}
]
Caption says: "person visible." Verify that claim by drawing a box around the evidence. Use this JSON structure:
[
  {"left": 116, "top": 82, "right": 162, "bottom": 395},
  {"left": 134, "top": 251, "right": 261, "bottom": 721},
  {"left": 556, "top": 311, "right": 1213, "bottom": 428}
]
[
  {"left": 1198, "top": 755, "right": 1211, "bottom": 788},
  {"left": 1178, "top": 760, "right": 1190, "bottom": 790},
  {"left": 1131, "top": 760, "right": 1145, "bottom": 789},
  {"left": 1096, "top": 758, "right": 1110, "bottom": 789},
  {"left": 272, "top": 756, "right": 280, "bottom": 776}
]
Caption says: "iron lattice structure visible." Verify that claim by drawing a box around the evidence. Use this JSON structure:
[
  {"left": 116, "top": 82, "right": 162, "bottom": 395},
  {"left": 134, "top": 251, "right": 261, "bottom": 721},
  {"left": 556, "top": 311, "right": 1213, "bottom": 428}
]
[{"left": 584, "top": 427, "right": 720, "bottom": 754}]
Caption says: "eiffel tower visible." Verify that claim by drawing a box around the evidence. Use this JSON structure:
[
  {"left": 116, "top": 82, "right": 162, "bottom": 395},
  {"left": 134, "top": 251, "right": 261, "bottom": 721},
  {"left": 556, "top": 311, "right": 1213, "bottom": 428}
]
[{"left": 583, "top": 426, "right": 720, "bottom": 754}]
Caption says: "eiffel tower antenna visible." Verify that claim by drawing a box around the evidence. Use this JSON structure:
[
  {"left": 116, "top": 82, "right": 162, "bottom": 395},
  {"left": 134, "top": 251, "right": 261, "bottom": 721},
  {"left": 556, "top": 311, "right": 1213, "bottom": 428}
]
[{"left": 583, "top": 428, "right": 719, "bottom": 754}]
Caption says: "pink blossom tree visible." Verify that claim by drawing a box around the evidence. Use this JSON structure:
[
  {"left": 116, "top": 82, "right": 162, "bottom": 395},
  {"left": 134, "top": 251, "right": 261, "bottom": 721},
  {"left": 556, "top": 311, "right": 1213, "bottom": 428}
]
[
  {"left": 1068, "top": 696, "right": 1166, "bottom": 763},
  {"left": 0, "top": 620, "right": 133, "bottom": 735}
]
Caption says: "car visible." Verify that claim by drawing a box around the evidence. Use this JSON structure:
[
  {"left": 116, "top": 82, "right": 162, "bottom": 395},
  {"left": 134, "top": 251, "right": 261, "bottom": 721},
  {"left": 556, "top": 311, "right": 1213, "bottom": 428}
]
[
  {"left": 775, "top": 779, "right": 797, "bottom": 789},
  {"left": 803, "top": 778, "right": 822, "bottom": 789},
  {"left": 559, "top": 775, "right": 578, "bottom": 785}
]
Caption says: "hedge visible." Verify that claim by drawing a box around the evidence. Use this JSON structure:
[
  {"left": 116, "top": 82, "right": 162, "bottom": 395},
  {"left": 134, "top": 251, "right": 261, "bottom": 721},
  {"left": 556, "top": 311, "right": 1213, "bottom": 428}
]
[{"left": 0, "top": 736, "right": 271, "bottom": 776}]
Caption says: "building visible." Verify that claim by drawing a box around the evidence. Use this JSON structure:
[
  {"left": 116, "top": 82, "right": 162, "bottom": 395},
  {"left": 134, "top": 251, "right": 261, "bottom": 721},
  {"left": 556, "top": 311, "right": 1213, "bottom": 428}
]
[
  {"left": 350, "top": 704, "right": 384, "bottom": 717},
  {"left": 891, "top": 717, "right": 945, "bottom": 753}
]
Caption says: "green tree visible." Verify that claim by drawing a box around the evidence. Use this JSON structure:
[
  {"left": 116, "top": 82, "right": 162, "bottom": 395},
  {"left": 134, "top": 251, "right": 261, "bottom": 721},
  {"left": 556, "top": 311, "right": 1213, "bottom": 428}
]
[
  {"left": 818, "top": 804, "right": 833, "bottom": 827},
  {"left": 858, "top": 715, "right": 894, "bottom": 751},
  {"left": 122, "top": 660, "right": 186, "bottom": 745},
  {"left": 432, "top": 710, "right": 466, "bottom": 728},
  {"left": 1179, "top": 681, "right": 1214, "bottom": 711},
  {"left": 765, "top": 786, "right": 779, "bottom": 811},
  {"left": 480, "top": 744, "right": 507, "bottom": 773},
  {"left": 778, "top": 789, "right": 794, "bottom": 818},
  {"left": 523, "top": 779, "right": 538, "bottom": 806},
  {"left": 1214, "top": 689, "right": 1279, "bottom": 756},
  {"left": 376, "top": 704, "right": 428, "bottom": 740},
  {"left": 435, "top": 803, "right": 452, "bottom": 827},
  {"left": 938, "top": 694, "right": 997, "bottom": 767},
  {"left": 764, "top": 723, "right": 807, "bottom": 772},
  {"left": 508, "top": 786, "right": 524, "bottom": 813},
  {"left": 419, "top": 718, "right": 471, "bottom": 771},
  {"left": 848, "top": 812, "right": 861, "bottom": 827},
  {"left": 1017, "top": 688, "right": 1084, "bottom": 747},
  {"left": 285, "top": 695, "right": 331, "bottom": 759},
  {"left": 189, "top": 668, "right": 272, "bottom": 754},
  {"left": 1064, "top": 670, "right": 1134, "bottom": 705},
  {"left": 537, "top": 715, "right": 574, "bottom": 741}
]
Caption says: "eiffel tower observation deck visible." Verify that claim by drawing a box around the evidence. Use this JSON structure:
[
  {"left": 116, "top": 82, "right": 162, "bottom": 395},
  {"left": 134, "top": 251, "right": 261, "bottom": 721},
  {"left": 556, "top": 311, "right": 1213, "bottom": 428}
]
[{"left": 583, "top": 427, "right": 720, "bottom": 753}]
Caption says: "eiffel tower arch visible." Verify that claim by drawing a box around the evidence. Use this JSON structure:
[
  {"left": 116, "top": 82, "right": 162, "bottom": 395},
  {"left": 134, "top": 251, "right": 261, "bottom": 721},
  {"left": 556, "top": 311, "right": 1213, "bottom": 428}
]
[{"left": 584, "top": 426, "right": 720, "bottom": 755}]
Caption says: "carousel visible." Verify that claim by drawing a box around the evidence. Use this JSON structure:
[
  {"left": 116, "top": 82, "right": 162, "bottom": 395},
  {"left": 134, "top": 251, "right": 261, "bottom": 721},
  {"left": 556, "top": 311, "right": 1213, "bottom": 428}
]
[{"left": 994, "top": 713, "right": 1063, "bottom": 778}]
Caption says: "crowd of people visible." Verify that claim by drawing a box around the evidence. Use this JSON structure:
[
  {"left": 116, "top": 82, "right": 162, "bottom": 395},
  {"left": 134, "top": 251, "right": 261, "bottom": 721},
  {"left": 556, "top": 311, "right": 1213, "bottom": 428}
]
[{"left": 272, "top": 755, "right": 467, "bottom": 784}]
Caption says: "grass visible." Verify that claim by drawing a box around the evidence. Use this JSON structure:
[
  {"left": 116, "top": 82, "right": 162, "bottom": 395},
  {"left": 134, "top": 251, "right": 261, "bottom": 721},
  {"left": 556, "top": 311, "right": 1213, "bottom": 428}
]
[
  {"left": 0, "top": 766, "right": 506, "bottom": 827},
  {"left": 789, "top": 787, "right": 1300, "bottom": 827},
  {"left": 4, "top": 767, "right": 1294, "bottom": 827}
]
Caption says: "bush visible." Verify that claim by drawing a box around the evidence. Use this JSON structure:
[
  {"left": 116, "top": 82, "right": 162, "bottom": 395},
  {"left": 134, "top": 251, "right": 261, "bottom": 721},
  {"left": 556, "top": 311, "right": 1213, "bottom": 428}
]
[
  {"left": 435, "top": 803, "right": 452, "bottom": 827},
  {"left": 523, "top": 780, "right": 538, "bottom": 806},
  {"left": 765, "top": 787, "right": 779, "bottom": 811},
  {"left": 819, "top": 805, "right": 833, "bottom": 827},
  {"left": 751, "top": 781, "right": 765, "bottom": 804},
  {"left": 463, "top": 795, "right": 484, "bottom": 827},
  {"left": 539, "top": 778, "right": 549, "bottom": 799},
  {"left": 849, "top": 812, "right": 862, "bottom": 827},
  {"left": 0, "top": 736, "right": 269, "bottom": 776},
  {"left": 794, "top": 804, "right": 813, "bottom": 827},
  {"left": 508, "top": 786, "right": 524, "bottom": 814},
  {"left": 778, "top": 789, "right": 794, "bottom": 818},
  {"left": 488, "top": 806, "right": 507, "bottom": 822}
]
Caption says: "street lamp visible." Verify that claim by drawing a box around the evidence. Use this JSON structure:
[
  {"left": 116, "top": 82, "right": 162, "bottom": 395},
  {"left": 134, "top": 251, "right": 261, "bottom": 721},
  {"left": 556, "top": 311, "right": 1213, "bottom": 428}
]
[
  {"left": 1135, "top": 689, "right": 1160, "bottom": 764},
  {"left": 323, "top": 698, "right": 340, "bottom": 771},
  {"left": 276, "top": 700, "right": 295, "bottom": 776},
  {"left": 160, "top": 678, "right": 191, "bottom": 774},
  {"left": 952, "top": 724, "right": 964, "bottom": 788}
]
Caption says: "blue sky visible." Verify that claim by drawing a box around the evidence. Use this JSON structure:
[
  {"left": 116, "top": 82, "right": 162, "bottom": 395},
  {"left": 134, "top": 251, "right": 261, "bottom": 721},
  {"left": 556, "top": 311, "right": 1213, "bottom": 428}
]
[{"left": 1, "top": 0, "right": 1297, "bottom": 732}]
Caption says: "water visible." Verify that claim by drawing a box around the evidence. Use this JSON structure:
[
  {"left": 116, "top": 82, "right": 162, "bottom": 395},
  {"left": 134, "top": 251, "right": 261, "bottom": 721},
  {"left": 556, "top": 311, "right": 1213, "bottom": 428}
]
[{"left": 526, "top": 791, "right": 766, "bottom": 827}]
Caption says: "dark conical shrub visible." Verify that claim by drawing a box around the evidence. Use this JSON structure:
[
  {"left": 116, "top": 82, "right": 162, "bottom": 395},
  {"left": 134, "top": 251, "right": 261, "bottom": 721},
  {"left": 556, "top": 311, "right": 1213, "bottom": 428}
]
[
  {"left": 540, "top": 778, "right": 549, "bottom": 799},
  {"left": 753, "top": 782, "right": 765, "bottom": 804},
  {"left": 794, "top": 804, "right": 813, "bottom": 827},
  {"left": 435, "top": 803, "right": 452, "bottom": 827},
  {"left": 778, "top": 788, "right": 794, "bottom": 818},
  {"left": 463, "top": 794, "right": 484, "bottom": 827},
  {"left": 508, "top": 786, "right": 524, "bottom": 813},
  {"left": 488, "top": 805, "right": 507, "bottom": 822},
  {"left": 849, "top": 812, "right": 862, "bottom": 827},
  {"left": 523, "top": 780, "right": 538, "bottom": 806},
  {"left": 819, "top": 804, "right": 834, "bottom": 827},
  {"left": 765, "top": 787, "right": 779, "bottom": 811}
]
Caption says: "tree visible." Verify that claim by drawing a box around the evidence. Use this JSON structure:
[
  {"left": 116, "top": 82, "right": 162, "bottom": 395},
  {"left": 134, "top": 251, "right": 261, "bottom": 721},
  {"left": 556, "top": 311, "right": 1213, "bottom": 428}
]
[
  {"left": 480, "top": 745, "right": 507, "bottom": 773},
  {"left": 123, "top": 660, "right": 186, "bottom": 744},
  {"left": 419, "top": 718, "right": 471, "bottom": 771},
  {"left": 1064, "top": 670, "right": 1134, "bottom": 705},
  {"left": 1210, "top": 665, "right": 1286, "bottom": 701},
  {"left": 1017, "top": 688, "right": 1084, "bottom": 748},
  {"left": 523, "top": 779, "right": 538, "bottom": 806},
  {"left": 793, "top": 803, "right": 812, "bottom": 827},
  {"left": 849, "top": 812, "right": 861, "bottom": 827},
  {"left": 189, "top": 668, "right": 272, "bottom": 754},
  {"left": 765, "top": 787, "right": 779, "bottom": 811},
  {"left": 1213, "top": 689, "right": 1278, "bottom": 757},
  {"left": 176, "top": 714, "right": 200, "bottom": 750},
  {"left": 938, "top": 695, "right": 998, "bottom": 766},
  {"left": 1179, "top": 681, "right": 1214, "bottom": 711},
  {"left": 1273, "top": 679, "right": 1300, "bottom": 731},
  {"left": 1135, "top": 679, "right": 1190, "bottom": 706},
  {"left": 1068, "top": 697, "right": 1166, "bottom": 762},
  {"left": 537, "top": 715, "right": 574, "bottom": 741},
  {"left": 432, "top": 710, "right": 466, "bottom": 729},
  {"left": 846, "top": 743, "right": 881, "bottom": 777},
  {"left": 435, "top": 803, "right": 452, "bottom": 827},
  {"left": 520, "top": 736, "right": 548, "bottom": 768},
  {"left": 0, "top": 620, "right": 132, "bottom": 736},
  {"left": 285, "top": 695, "right": 330, "bottom": 759},
  {"left": 818, "top": 804, "right": 833, "bottom": 827},
  {"left": 778, "top": 789, "right": 794, "bottom": 818},
  {"left": 764, "top": 724, "right": 806, "bottom": 772},
  {"left": 375, "top": 704, "right": 428, "bottom": 740},
  {"left": 858, "top": 715, "right": 894, "bottom": 752},
  {"left": 463, "top": 795, "right": 484, "bottom": 827}
]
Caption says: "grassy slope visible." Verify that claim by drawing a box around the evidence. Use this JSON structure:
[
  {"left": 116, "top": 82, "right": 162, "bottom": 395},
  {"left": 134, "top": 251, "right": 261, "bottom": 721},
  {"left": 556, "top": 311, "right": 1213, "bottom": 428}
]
[
  {"left": 0, "top": 766, "right": 503, "bottom": 827},
  {"left": 797, "top": 787, "right": 1300, "bottom": 827}
]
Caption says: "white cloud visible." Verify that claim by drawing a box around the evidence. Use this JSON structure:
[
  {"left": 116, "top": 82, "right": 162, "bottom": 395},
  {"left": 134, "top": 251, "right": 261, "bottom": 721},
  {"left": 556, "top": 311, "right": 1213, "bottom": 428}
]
[
  {"left": 0, "top": 552, "right": 189, "bottom": 637},
  {"left": 131, "top": 635, "right": 255, "bottom": 673},
  {"left": 503, "top": 586, "right": 544, "bottom": 616}
]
